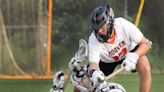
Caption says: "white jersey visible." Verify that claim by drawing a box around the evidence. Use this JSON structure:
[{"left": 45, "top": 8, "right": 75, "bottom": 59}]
[{"left": 89, "top": 17, "right": 143, "bottom": 63}]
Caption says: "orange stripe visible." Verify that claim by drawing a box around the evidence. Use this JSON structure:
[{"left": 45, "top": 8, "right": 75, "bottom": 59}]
[
  {"left": 47, "top": 0, "right": 52, "bottom": 75},
  {"left": 106, "top": 30, "right": 116, "bottom": 44},
  {"left": 0, "top": 76, "right": 53, "bottom": 79},
  {"left": 0, "top": 75, "right": 68, "bottom": 80}
]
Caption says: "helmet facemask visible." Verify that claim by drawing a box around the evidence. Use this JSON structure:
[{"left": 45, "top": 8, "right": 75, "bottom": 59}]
[
  {"left": 94, "top": 19, "right": 113, "bottom": 43},
  {"left": 91, "top": 4, "right": 114, "bottom": 43}
]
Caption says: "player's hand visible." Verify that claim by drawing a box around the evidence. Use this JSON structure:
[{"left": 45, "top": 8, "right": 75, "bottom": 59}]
[
  {"left": 90, "top": 70, "right": 105, "bottom": 86},
  {"left": 125, "top": 52, "right": 139, "bottom": 64},
  {"left": 122, "top": 53, "right": 139, "bottom": 72},
  {"left": 122, "top": 60, "right": 136, "bottom": 72},
  {"left": 122, "top": 52, "right": 139, "bottom": 72}
]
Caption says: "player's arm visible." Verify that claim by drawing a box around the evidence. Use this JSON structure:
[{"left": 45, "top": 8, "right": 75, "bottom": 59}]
[
  {"left": 121, "top": 18, "right": 152, "bottom": 57},
  {"left": 88, "top": 45, "right": 105, "bottom": 86},
  {"left": 134, "top": 36, "right": 152, "bottom": 57},
  {"left": 88, "top": 34, "right": 102, "bottom": 71},
  {"left": 123, "top": 36, "right": 152, "bottom": 72},
  {"left": 88, "top": 62, "right": 99, "bottom": 70},
  {"left": 121, "top": 18, "right": 152, "bottom": 72}
]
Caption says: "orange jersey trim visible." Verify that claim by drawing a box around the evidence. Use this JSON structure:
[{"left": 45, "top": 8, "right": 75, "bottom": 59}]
[{"left": 106, "top": 30, "right": 116, "bottom": 44}]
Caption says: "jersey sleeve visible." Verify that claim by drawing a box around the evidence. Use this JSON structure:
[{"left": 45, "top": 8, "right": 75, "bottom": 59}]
[
  {"left": 120, "top": 18, "right": 143, "bottom": 44},
  {"left": 88, "top": 33, "right": 101, "bottom": 64}
]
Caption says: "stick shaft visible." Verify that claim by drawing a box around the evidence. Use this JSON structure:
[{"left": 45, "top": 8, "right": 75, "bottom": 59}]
[
  {"left": 63, "top": 71, "right": 72, "bottom": 91},
  {"left": 105, "top": 67, "right": 124, "bottom": 80}
]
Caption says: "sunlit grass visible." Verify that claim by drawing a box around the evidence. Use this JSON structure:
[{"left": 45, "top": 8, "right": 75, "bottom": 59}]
[{"left": 0, "top": 74, "right": 163, "bottom": 92}]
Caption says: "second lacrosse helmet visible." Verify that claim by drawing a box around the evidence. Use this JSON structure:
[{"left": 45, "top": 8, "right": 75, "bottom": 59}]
[
  {"left": 96, "top": 82, "right": 127, "bottom": 92},
  {"left": 91, "top": 4, "right": 114, "bottom": 43}
]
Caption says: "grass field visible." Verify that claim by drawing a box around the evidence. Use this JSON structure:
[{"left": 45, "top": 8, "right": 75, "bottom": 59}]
[{"left": 0, "top": 74, "right": 163, "bottom": 92}]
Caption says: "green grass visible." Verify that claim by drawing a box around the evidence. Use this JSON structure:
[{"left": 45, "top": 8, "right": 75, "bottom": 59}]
[{"left": 0, "top": 74, "right": 163, "bottom": 92}]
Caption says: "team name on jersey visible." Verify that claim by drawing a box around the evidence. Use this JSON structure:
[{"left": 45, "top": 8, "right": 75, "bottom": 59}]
[{"left": 108, "top": 40, "right": 126, "bottom": 57}]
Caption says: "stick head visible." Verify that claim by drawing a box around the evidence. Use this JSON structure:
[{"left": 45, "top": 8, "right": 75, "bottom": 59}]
[{"left": 74, "top": 39, "right": 88, "bottom": 62}]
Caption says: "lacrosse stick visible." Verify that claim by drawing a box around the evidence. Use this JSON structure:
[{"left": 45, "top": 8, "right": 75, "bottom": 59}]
[
  {"left": 63, "top": 39, "right": 88, "bottom": 91},
  {"left": 104, "top": 60, "right": 127, "bottom": 80},
  {"left": 105, "top": 67, "right": 124, "bottom": 80},
  {"left": 74, "top": 39, "right": 88, "bottom": 61}
]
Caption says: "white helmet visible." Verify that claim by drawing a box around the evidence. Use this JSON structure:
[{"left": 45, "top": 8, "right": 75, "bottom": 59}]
[{"left": 95, "top": 82, "right": 126, "bottom": 92}]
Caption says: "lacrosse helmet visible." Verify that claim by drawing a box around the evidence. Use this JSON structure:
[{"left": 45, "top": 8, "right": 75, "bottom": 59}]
[
  {"left": 95, "top": 82, "right": 126, "bottom": 92},
  {"left": 91, "top": 4, "right": 114, "bottom": 43}
]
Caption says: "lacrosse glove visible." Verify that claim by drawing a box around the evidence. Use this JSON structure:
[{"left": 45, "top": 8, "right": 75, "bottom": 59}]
[
  {"left": 89, "top": 70, "right": 105, "bottom": 87},
  {"left": 123, "top": 52, "right": 139, "bottom": 72}
]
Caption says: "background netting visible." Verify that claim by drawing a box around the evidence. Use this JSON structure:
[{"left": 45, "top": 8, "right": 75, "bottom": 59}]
[{"left": 0, "top": 0, "right": 48, "bottom": 76}]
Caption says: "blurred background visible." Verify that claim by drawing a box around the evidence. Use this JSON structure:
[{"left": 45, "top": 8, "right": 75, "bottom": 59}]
[
  {"left": 52, "top": 0, "right": 164, "bottom": 74},
  {"left": 0, "top": 0, "right": 164, "bottom": 92},
  {"left": 0, "top": 0, "right": 48, "bottom": 76}
]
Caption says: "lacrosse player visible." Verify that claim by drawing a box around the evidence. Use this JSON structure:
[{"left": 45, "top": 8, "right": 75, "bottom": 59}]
[
  {"left": 88, "top": 3, "right": 152, "bottom": 92},
  {"left": 69, "top": 55, "right": 127, "bottom": 92},
  {"left": 49, "top": 71, "right": 65, "bottom": 92},
  {"left": 69, "top": 57, "right": 92, "bottom": 92}
]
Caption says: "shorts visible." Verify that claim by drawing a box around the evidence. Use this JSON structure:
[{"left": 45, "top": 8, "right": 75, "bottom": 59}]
[{"left": 99, "top": 45, "right": 139, "bottom": 76}]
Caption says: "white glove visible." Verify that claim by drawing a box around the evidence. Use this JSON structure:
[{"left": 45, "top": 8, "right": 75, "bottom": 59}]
[
  {"left": 125, "top": 52, "right": 139, "bottom": 64},
  {"left": 90, "top": 70, "right": 105, "bottom": 87},
  {"left": 123, "top": 52, "right": 139, "bottom": 72},
  {"left": 122, "top": 60, "right": 136, "bottom": 72}
]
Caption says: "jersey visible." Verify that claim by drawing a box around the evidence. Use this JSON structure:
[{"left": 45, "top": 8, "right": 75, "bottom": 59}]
[{"left": 88, "top": 17, "right": 143, "bottom": 64}]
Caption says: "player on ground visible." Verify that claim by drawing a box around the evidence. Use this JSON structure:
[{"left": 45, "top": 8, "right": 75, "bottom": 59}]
[
  {"left": 69, "top": 55, "right": 126, "bottom": 92},
  {"left": 88, "top": 3, "right": 152, "bottom": 92}
]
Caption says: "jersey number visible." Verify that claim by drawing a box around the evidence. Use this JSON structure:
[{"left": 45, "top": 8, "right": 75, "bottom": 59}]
[{"left": 113, "top": 48, "right": 127, "bottom": 61}]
